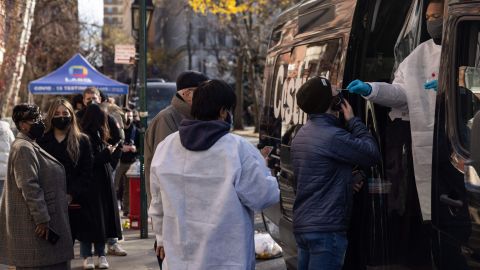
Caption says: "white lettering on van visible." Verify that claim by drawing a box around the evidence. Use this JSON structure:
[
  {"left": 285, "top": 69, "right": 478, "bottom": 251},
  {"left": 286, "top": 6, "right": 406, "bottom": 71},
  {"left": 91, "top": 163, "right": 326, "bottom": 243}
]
[{"left": 273, "top": 60, "right": 329, "bottom": 125}]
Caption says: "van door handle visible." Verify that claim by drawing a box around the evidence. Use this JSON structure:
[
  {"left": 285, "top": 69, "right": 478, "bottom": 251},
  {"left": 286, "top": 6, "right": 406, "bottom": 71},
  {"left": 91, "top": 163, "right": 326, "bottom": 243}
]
[{"left": 440, "top": 194, "right": 464, "bottom": 208}]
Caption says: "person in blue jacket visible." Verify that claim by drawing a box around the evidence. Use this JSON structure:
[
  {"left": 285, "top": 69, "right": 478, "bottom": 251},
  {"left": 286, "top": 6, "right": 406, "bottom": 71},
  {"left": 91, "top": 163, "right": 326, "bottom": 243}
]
[{"left": 292, "top": 77, "right": 381, "bottom": 270}]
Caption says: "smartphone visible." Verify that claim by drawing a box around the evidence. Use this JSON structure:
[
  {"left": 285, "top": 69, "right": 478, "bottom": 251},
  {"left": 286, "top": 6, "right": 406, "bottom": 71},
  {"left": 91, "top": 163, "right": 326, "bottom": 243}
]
[
  {"left": 331, "top": 91, "right": 345, "bottom": 111},
  {"left": 262, "top": 146, "right": 274, "bottom": 158},
  {"left": 47, "top": 228, "right": 60, "bottom": 245}
]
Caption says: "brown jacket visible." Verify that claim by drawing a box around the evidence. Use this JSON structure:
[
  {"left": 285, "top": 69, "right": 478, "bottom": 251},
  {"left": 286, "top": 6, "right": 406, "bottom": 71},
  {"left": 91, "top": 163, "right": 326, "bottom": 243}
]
[
  {"left": 0, "top": 133, "right": 73, "bottom": 267},
  {"left": 144, "top": 95, "right": 191, "bottom": 204}
]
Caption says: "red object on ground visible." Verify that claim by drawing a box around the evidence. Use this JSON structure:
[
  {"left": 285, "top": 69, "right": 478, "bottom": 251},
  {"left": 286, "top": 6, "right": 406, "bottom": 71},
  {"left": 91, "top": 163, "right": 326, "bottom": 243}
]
[{"left": 129, "top": 176, "right": 140, "bottom": 229}]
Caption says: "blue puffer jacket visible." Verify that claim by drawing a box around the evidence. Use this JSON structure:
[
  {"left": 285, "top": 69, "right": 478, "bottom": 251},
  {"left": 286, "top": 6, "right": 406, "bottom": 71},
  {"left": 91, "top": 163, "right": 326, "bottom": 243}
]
[{"left": 291, "top": 114, "right": 380, "bottom": 233}]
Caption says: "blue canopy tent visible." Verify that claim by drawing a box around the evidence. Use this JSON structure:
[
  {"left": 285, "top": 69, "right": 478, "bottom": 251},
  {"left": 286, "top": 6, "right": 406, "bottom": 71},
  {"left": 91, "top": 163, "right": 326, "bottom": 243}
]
[{"left": 28, "top": 53, "right": 128, "bottom": 95}]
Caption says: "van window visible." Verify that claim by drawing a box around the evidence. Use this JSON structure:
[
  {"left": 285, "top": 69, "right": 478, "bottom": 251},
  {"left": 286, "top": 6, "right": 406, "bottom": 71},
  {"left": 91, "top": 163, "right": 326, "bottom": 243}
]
[
  {"left": 455, "top": 20, "right": 480, "bottom": 151},
  {"left": 298, "top": 4, "right": 335, "bottom": 34},
  {"left": 271, "top": 39, "right": 342, "bottom": 127},
  {"left": 393, "top": 0, "right": 424, "bottom": 72}
]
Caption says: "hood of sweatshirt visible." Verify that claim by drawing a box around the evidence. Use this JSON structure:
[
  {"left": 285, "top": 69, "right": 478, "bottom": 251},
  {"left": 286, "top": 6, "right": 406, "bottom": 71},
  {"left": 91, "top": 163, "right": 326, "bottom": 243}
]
[{"left": 178, "top": 119, "right": 230, "bottom": 151}]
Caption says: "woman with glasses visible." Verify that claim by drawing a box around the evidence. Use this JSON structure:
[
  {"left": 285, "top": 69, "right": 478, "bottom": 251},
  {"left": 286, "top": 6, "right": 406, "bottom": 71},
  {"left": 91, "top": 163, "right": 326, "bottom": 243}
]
[{"left": 0, "top": 103, "right": 73, "bottom": 269}]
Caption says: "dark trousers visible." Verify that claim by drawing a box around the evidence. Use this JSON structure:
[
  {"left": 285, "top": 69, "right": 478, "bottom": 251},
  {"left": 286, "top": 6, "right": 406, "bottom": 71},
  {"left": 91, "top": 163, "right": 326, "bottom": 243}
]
[
  {"left": 154, "top": 240, "right": 162, "bottom": 269},
  {"left": 114, "top": 161, "right": 134, "bottom": 213},
  {"left": 385, "top": 119, "right": 431, "bottom": 267}
]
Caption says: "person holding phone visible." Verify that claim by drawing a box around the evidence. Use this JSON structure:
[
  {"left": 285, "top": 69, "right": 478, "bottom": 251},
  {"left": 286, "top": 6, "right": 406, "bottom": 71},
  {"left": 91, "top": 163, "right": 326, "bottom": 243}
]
[
  {"left": 80, "top": 104, "right": 123, "bottom": 269},
  {"left": 38, "top": 99, "right": 94, "bottom": 242},
  {"left": 291, "top": 77, "right": 381, "bottom": 270},
  {"left": 0, "top": 104, "right": 73, "bottom": 269}
]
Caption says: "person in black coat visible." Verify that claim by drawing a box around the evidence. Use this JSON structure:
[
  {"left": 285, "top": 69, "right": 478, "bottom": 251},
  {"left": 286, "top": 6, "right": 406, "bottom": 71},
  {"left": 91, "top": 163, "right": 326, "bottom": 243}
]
[
  {"left": 79, "top": 103, "right": 123, "bottom": 269},
  {"left": 76, "top": 87, "right": 123, "bottom": 168},
  {"left": 37, "top": 99, "right": 93, "bottom": 243}
]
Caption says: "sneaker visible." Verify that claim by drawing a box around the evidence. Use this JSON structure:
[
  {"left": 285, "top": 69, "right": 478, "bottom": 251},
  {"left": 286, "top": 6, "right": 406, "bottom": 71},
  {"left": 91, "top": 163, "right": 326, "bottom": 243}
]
[
  {"left": 107, "top": 243, "right": 127, "bottom": 256},
  {"left": 96, "top": 256, "right": 109, "bottom": 269},
  {"left": 83, "top": 257, "right": 94, "bottom": 270}
]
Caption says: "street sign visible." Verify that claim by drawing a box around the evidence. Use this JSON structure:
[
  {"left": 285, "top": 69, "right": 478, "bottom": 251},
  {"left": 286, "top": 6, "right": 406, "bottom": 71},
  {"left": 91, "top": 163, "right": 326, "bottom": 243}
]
[{"left": 115, "top": 44, "right": 136, "bottom": 65}]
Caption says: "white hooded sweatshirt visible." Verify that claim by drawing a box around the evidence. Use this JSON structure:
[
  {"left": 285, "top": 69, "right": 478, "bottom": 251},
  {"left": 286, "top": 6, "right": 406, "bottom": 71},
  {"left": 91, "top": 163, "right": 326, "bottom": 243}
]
[
  {"left": 365, "top": 39, "right": 441, "bottom": 220},
  {"left": 149, "top": 121, "right": 279, "bottom": 270}
]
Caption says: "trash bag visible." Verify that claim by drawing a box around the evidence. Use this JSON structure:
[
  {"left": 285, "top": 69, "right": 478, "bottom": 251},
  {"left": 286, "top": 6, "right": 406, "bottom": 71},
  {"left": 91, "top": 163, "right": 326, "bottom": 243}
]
[{"left": 254, "top": 232, "right": 283, "bottom": 259}]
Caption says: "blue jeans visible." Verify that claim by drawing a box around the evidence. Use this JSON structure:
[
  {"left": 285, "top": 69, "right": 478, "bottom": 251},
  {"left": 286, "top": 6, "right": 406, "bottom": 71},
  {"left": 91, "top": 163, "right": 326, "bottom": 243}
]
[
  {"left": 295, "top": 232, "right": 348, "bottom": 270},
  {"left": 80, "top": 241, "right": 106, "bottom": 257},
  {"left": 107, "top": 238, "right": 118, "bottom": 246}
]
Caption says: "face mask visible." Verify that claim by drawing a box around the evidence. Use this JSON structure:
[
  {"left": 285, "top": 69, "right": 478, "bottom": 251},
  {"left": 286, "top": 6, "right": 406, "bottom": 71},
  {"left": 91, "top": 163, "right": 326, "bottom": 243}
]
[
  {"left": 125, "top": 118, "right": 132, "bottom": 127},
  {"left": 52, "top": 116, "right": 71, "bottom": 130},
  {"left": 87, "top": 100, "right": 98, "bottom": 106},
  {"left": 28, "top": 120, "right": 46, "bottom": 140},
  {"left": 427, "top": 18, "right": 443, "bottom": 45}
]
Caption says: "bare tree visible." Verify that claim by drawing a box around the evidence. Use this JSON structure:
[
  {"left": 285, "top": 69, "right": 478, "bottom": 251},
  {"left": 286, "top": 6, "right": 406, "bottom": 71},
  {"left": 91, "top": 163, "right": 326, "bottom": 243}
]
[
  {"left": 0, "top": 0, "right": 36, "bottom": 118},
  {"left": 18, "top": 0, "right": 80, "bottom": 112},
  {"left": 188, "top": 0, "right": 295, "bottom": 131}
]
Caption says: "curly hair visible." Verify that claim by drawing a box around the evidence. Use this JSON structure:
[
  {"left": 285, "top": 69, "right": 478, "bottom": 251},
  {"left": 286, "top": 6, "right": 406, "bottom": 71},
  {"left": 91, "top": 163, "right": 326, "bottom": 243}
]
[{"left": 12, "top": 103, "right": 41, "bottom": 130}]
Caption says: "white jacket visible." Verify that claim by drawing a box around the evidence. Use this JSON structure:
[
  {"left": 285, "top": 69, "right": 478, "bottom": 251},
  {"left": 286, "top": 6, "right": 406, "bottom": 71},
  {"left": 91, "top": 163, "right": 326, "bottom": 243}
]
[
  {"left": 149, "top": 132, "right": 279, "bottom": 270},
  {"left": 365, "top": 39, "right": 441, "bottom": 220},
  {"left": 0, "top": 120, "right": 14, "bottom": 180}
]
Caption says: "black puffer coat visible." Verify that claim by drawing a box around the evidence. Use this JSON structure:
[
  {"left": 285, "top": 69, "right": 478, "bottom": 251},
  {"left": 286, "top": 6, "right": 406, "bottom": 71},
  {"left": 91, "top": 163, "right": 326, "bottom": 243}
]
[{"left": 291, "top": 114, "right": 381, "bottom": 234}]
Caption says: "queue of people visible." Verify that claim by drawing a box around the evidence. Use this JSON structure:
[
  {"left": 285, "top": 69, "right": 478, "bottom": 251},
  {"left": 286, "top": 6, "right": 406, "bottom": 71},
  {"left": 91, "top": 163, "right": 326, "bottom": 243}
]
[
  {"left": 0, "top": 87, "right": 133, "bottom": 269},
  {"left": 0, "top": 40, "right": 440, "bottom": 269}
]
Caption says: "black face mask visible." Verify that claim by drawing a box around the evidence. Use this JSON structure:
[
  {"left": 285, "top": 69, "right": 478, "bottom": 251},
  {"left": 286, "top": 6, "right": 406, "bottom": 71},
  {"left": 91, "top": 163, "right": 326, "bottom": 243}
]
[
  {"left": 125, "top": 118, "right": 132, "bottom": 127},
  {"left": 52, "top": 117, "right": 71, "bottom": 130},
  {"left": 427, "top": 18, "right": 443, "bottom": 45},
  {"left": 28, "top": 121, "right": 46, "bottom": 140},
  {"left": 87, "top": 100, "right": 98, "bottom": 106}
]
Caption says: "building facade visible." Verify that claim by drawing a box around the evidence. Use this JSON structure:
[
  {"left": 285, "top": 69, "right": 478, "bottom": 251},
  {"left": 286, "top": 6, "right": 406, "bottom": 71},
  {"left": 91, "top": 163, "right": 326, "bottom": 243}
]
[
  {"left": 102, "top": 0, "right": 127, "bottom": 79},
  {"left": 147, "top": 0, "right": 235, "bottom": 82}
]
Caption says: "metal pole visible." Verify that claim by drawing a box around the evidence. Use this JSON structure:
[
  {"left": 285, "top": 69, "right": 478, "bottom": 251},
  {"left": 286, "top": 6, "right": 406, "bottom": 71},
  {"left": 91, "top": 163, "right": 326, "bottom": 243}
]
[{"left": 138, "top": 0, "right": 148, "bottom": 239}]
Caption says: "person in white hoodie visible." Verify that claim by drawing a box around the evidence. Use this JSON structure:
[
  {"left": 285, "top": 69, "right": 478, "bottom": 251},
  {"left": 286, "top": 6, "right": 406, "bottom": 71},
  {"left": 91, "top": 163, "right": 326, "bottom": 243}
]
[
  {"left": 346, "top": 0, "right": 444, "bottom": 220},
  {"left": 0, "top": 119, "right": 14, "bottom": 199},
  {"left": 148, "top": 79, "right": 280, "bottom": 270}
]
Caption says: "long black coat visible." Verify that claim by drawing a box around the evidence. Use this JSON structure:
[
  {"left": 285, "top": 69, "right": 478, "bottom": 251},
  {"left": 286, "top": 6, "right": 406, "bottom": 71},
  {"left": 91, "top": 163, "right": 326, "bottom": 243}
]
[
  {"left": 37, "top": 131, "right": 97, "bottom": 242},
  {"left": 86, "top": 131, "right": 122, "bottom": 241}
]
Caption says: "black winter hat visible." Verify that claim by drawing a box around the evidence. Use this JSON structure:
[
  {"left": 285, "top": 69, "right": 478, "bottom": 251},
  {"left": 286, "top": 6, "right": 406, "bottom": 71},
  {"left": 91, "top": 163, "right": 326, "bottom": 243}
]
[
  {"left": 176, "top": 71, "right": 209, "bottom": 91},
  {"left": 296, "top": 77, "right": 333, "bottom": 114}
]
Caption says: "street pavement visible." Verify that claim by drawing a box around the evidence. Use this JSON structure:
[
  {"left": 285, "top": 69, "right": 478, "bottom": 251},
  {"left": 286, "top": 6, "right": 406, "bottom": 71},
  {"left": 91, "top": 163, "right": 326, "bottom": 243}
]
[
  {"left": 67, "top": 213, "right": 287, "bottom": 270},
  {"left": 0, "top": 214, "right": 286, "bottom": 270}
]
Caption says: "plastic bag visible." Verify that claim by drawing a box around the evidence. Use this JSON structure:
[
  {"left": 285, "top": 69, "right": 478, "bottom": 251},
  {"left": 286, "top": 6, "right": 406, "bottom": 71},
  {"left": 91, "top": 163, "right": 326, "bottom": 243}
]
[{"left": 254, "top": 232, "right": 283, "bottom": 259}]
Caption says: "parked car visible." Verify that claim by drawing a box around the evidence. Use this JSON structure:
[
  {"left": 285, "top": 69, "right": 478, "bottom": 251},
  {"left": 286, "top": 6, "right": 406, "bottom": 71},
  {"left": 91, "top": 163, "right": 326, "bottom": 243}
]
[{"left": 259, "top": 0, "right": 480, "bottom": 269}]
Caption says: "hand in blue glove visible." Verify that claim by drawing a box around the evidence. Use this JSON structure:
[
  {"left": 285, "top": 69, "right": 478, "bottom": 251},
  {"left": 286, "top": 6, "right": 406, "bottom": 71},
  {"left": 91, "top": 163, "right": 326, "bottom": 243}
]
[
  {"left": 347, "top": 79, "right": 372, "bottom": 96},
  {"left": 424, "top": 80, "right": 438, "bottom": 91}
]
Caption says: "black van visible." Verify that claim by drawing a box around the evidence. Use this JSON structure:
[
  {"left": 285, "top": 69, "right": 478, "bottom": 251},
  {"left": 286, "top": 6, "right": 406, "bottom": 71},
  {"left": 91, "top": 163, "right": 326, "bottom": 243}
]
[{"left": 259, "top": 0, "right": 480, "bottom": 269}]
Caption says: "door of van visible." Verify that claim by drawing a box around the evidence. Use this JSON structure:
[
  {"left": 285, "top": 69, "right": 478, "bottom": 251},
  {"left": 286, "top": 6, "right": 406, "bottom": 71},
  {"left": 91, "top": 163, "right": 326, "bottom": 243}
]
[
  {"left": 432, "top": 1, "right": 480, "bottom": 269},
  {"left": 260, "top": 2, "right": 356, "bottom": 269}
]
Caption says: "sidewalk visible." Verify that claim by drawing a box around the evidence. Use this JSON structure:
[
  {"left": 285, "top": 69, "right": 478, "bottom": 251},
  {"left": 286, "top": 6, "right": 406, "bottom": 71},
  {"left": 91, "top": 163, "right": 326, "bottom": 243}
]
[{"left": 71, "top": 228, "right": 158, "bottom": 270}]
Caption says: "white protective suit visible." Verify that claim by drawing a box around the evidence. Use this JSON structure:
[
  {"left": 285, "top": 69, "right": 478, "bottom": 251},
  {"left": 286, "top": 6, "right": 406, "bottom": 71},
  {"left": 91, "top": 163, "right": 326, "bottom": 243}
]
[
  {"left": 148, "top": 132, "right": 280, "bottom": 270},
  {"left": 365, "top": 39, "right": 441, "bottom": 220}
]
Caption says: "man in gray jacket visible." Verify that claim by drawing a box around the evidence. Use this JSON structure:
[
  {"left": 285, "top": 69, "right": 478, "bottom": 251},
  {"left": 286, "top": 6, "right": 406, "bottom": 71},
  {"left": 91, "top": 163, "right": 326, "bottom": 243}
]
[
  {"left": 144, "top": 70, "right": 208, "bottom": 266},
  {"left": 145, "top": 71, "right": 209, "bottom": 203}
]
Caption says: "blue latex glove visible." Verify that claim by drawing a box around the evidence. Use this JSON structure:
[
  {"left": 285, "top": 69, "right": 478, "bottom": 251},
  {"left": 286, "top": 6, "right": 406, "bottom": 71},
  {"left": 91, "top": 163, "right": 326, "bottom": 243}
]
[
  {"left": 347, "top": 79, "right": 372, "bottom": 96},
  {"left": 424, "top": 80, "right": 438, "bottom": 91}
]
